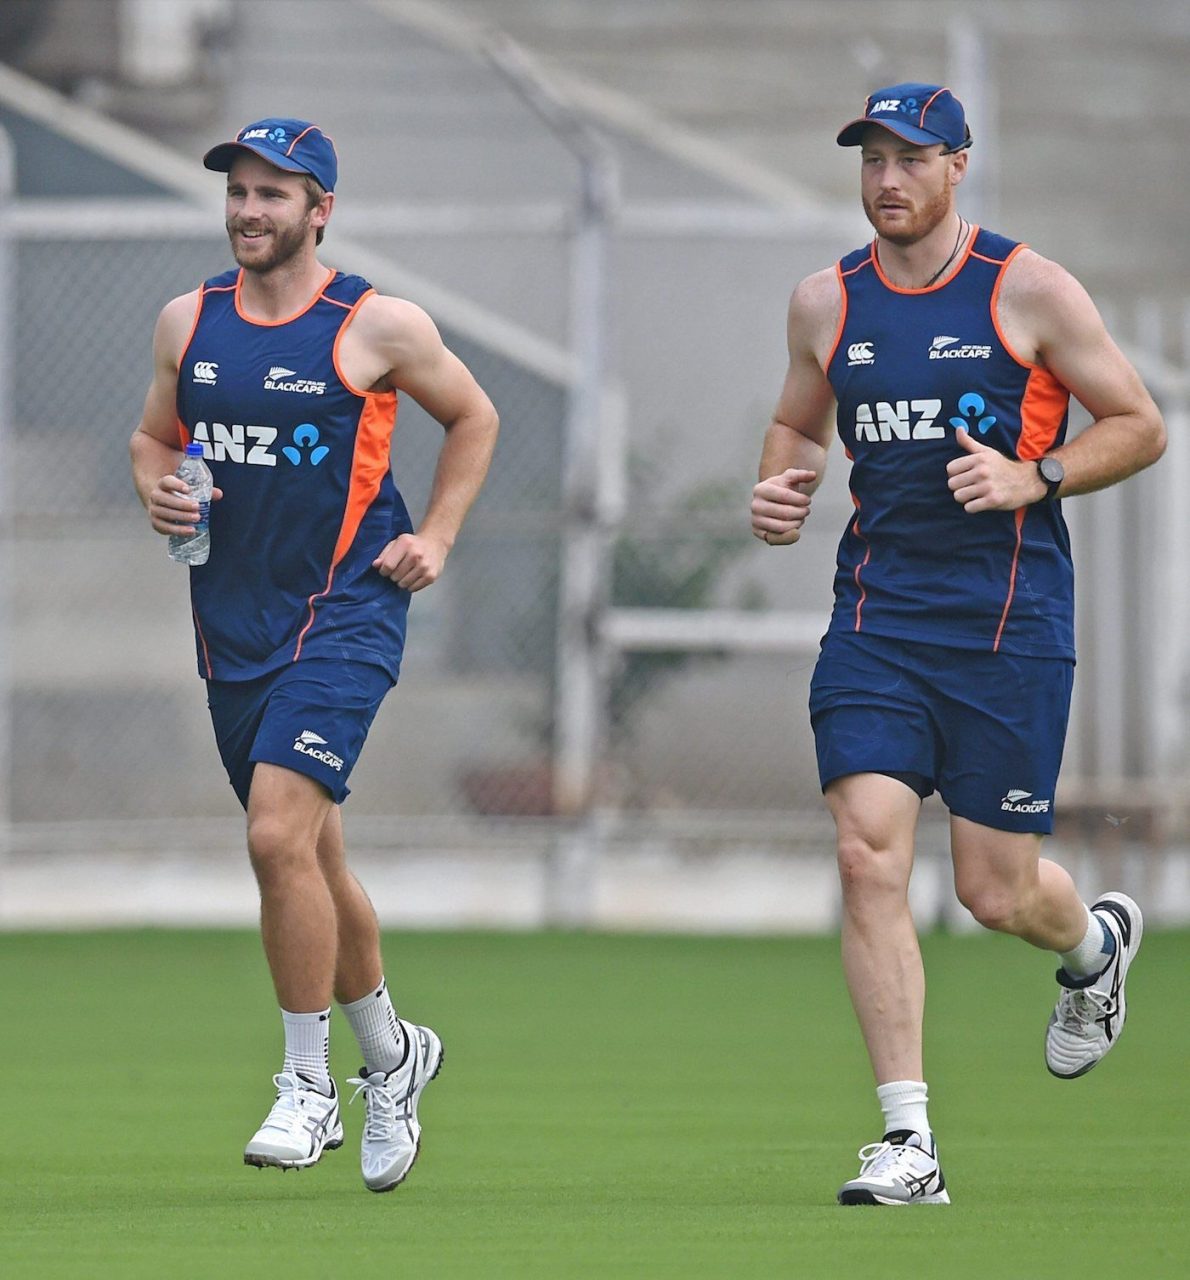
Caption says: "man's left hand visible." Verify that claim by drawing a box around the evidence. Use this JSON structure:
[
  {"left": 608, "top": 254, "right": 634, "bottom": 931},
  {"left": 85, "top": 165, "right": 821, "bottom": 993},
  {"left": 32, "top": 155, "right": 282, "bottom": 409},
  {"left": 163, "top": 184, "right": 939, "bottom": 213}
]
[
  {"left": 373, "top": 533, "right": 449, "bottom": 591},
  {"left": 946, "top": 427, "right": 1047, "bottom": 512}
]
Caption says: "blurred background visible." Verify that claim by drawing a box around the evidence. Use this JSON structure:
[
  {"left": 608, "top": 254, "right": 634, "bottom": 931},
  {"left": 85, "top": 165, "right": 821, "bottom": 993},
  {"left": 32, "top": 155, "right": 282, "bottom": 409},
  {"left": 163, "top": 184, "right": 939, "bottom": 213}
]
[{"left": 0, "top": 0, "right": 1187, "bottom": 930}]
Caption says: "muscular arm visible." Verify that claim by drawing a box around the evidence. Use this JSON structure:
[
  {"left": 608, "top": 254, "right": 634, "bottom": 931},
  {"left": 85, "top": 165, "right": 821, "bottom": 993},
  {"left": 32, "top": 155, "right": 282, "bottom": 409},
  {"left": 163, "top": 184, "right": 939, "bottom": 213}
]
[
  {"left": 349, "top": 296, "right": 499, "bottom": 591},
  {"left": 947, "top": 252, "right": 1166, "bottom": 512},
  {"left": 751, "top": 269, "right": 839, "bottom": 545},
  {"left": 129, "top": 292, "right": 222, "bottom": 535}
]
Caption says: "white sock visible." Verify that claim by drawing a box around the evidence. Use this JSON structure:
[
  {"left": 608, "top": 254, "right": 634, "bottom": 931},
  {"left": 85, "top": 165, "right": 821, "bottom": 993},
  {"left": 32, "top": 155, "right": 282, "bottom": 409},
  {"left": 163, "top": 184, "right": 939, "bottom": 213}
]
[
  {"left": 280, "top": 1007, "right": 332, "bottom": 1094},
  {"left": 340, "top": 978, "right": 407, "bottom": 1075},
  {"left": 876, "top": 1079, "right": 931, "bottom": 1142},
  {"left": 1059, "top": 906, "right": 1115, "bottom": 978}
]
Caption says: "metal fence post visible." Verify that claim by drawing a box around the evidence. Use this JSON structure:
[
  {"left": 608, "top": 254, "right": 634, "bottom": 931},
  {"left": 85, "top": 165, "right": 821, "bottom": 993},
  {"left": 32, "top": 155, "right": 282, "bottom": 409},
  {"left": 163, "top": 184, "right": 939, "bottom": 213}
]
[
  {"left": 0, "top": 125, "right": 14, "bottom": 880},
  {"left": 481, "top": 35, "right": 620, "bottom": 925}
]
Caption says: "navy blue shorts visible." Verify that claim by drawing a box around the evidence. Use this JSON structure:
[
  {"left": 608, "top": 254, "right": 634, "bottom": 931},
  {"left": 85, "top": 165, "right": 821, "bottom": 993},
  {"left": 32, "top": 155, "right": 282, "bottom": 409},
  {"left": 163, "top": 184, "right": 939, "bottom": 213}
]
[
  {"left": 808, "top": 631, "right": 1074, "bottom": 834},
  {"left": 206, "top": 659, "right": 395, "bottom": 809}
]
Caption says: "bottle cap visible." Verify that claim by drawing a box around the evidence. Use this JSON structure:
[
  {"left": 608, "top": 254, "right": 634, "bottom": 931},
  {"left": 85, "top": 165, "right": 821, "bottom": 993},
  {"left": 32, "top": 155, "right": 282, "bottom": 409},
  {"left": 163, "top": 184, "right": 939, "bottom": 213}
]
[{"left": 185, "top": 442, "right": 204, "bottom": 457}]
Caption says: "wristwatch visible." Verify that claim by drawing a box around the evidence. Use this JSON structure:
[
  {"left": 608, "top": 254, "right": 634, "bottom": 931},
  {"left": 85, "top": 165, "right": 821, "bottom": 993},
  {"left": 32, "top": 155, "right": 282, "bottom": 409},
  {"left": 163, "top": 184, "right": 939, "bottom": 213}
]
[{"left": 1036, "top": 455, "right": 1064, "bottom": 502}]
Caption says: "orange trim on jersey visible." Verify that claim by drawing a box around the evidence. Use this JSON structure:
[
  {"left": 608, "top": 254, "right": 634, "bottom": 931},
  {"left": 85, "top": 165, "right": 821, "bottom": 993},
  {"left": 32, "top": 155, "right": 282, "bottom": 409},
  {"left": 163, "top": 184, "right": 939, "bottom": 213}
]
[
  {"left": 989, "top": 243, "right": 1034, "bottom": 369},
  {"left": 292, "top": 391, "right": 398, "bottom": 661},
  {"left": 192, "top": 606, "right": 213, "bottom": 678},
  {"left": 850, "top": 496, "right": 872, "bottom": 631},
  {"left": 872, "top": 225, "right": 980, "bottom": 296},
  {"left": 840, "top": 250, "right": 873, "bottom": 279},
  {"left": 331, "top": 288, "right": 389, "bottom": 399},
  {"left": 824, "top": 263, "right": 851, "bottom": 369},
  {"left": 1016, "top": 366, "right": 1069, "bottom": 461},
  {"left": 234, "top": 266, "right": 336, "bottom": 327},
  {"left": 993, "top": 509, "right": 1027, "bottom": 652}
]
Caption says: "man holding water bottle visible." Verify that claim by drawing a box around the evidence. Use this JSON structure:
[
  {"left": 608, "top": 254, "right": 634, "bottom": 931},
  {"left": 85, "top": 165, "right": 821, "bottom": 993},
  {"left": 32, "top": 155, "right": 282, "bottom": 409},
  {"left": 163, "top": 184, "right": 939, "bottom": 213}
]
[{"left": 129, "top": 119, "right": 498, "bottom": 1193}]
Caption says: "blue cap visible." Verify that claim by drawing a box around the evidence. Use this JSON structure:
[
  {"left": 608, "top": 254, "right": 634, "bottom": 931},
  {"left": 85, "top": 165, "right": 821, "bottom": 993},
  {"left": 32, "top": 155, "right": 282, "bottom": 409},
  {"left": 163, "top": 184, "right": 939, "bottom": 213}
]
[
  {"left": 836, "top": 84, "right": 970, "bottom": 151},
  {"left": 203, "top": 118, "right": 338, "bottom": 192},
  {"left": 185, "top": 442, "right": 204, "bottom": 456}
]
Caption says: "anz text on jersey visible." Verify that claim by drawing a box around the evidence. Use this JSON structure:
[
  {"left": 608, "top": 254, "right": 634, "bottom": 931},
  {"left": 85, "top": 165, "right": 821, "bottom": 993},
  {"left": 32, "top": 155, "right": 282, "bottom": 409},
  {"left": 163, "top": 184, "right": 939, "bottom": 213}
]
[{"left": 853, "top": 399, "right": 944, "bottom": 442}]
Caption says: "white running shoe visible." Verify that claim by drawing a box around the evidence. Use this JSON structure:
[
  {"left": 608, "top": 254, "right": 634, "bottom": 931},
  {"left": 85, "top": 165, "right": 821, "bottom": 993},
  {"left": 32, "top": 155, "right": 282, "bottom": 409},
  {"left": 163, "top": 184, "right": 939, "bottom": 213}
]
[
  {"left": 243, "top": 1071, "right": 343, "bottom": 1170},
  {"left": 1046, "top": 892, "right": 1143, "bottom": 1079},
  {"left": 837, "top": 1129, "right": 950, "bottom": 1205},
  {"left": 347, "top": 1021, "right": 444, "bottom": 1193}
]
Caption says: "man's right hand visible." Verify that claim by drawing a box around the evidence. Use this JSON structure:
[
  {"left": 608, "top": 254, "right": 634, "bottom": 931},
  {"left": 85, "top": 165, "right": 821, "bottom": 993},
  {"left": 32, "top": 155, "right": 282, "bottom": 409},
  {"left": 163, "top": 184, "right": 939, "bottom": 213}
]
[
  {"left": 147, "top": 473, "right": 223, "bottom": 537},
  {"left": 751, "top": 469, "right": 817, "bottom": 545}
]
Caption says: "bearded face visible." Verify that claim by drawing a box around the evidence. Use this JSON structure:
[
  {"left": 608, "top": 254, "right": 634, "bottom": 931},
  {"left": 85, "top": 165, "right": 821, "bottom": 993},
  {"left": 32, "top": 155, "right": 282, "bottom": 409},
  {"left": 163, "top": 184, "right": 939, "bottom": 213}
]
[
  {"left": 859, "top": 130, "right": 956, "bottom": 246},
  {"left": 224, "top": 154, "right": 323, "bottom": 274}
]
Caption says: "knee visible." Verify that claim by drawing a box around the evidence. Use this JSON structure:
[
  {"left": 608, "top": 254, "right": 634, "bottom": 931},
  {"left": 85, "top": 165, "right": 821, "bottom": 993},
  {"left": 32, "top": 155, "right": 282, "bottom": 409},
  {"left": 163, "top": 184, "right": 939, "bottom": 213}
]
[
  {"left": 955, "top": 881, "right": 1022, "bottom": 933},
  {"left": 247, "top": 815, "right": 315, "bottom": 887},
  {"left": 837, "top": 835, "right": 906, "bottom": 902}
]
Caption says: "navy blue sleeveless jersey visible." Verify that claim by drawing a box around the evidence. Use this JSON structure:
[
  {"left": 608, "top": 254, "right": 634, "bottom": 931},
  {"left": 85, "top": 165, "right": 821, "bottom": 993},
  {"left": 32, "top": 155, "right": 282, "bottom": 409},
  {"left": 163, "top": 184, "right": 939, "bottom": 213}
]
[
  {"left": 823, "top": 228, "right": 1074, "bottom": 658},
  {"left": 175, "top": 268, "right": 413, "bottom": 681}
]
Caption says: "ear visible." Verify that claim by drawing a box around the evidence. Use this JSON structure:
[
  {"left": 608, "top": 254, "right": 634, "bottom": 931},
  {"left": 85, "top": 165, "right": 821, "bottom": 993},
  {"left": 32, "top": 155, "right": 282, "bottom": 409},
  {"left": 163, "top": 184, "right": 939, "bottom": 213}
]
[
  {"left": 948, "top": 150, "right": 969, "bottom": 187},
  {"left": 311, "top": 190, "right": 334, "bottom": 232}
]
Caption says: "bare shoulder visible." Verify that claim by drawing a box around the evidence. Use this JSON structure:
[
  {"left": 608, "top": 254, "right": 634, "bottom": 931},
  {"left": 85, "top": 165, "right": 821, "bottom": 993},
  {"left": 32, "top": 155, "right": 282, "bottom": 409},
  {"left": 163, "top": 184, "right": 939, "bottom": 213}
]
[
  {"left": 789, "top": 265, "right": 842, "bottom": 321},
  {"left": 352, "top": 293, "right": 442, "bottom": 352},
  {"left": 155, "top": 289, "right": 201, "bottom": 365},
  {"left": 1000, "top": 249, "right": 1097, "bottom": 325},
  {"left": 786, "top": 265, "right": 842, "bottom": 364},
  {"left": 998, "top": 249, "right": 1104, "bottom": 360}
]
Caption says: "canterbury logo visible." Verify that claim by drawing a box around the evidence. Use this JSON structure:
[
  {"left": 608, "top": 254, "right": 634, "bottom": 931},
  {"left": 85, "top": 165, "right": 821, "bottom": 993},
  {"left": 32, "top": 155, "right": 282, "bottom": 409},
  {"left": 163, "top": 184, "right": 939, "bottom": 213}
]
[
  {"left": 192, "top": 361, "right": 218, "bottom": 384},
  {"left": 847, "top": 341, "right": 875, "bottom": 366}
]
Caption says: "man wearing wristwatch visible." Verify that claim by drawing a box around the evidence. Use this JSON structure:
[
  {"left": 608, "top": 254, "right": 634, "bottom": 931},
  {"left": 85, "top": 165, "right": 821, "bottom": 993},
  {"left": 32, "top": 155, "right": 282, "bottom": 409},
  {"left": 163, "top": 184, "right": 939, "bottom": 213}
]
[{"left": 750, "top": 83, "right": 1166, "bottom": 1205}]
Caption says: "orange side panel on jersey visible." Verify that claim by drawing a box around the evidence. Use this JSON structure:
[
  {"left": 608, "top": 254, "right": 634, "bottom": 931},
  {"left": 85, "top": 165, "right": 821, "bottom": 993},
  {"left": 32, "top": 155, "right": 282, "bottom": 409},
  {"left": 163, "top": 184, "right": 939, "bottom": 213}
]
[
  {"left": 1016, "top": 367, "right": 1070, "bottom": 461},
  {"left": 292, "top": 392, "right": 399, "bottom": 661},
  {"left": 993, "top": 509, "right": 1027, "bottom": 652}
]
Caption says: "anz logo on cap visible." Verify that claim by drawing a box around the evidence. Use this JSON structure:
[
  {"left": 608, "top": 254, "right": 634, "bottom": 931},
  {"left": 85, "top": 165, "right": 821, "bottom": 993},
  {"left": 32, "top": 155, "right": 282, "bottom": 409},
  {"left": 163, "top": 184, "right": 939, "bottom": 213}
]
[{"left": 241, "top": 126, "right": 288, "bottom": 145}]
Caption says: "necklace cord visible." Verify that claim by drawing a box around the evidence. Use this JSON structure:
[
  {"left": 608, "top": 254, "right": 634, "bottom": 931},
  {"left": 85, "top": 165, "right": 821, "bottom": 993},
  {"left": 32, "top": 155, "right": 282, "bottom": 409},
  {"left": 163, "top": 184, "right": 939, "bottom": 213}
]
[{"left": 922, "top": 218, "right": 967, "bottom": 288}]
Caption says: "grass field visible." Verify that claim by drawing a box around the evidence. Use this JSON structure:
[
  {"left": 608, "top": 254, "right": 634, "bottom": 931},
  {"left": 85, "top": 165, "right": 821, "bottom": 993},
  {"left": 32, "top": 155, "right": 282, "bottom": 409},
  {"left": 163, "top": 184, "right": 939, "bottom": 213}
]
[{"left": 2, "top": 927, "right": 1186, "bottom": 1278}]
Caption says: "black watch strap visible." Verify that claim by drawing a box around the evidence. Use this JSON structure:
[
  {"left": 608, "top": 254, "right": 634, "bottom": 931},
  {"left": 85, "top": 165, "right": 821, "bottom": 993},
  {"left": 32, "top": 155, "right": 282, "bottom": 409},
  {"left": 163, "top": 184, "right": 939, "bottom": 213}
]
[{"left": 1037, "top": 455, "right": 1064, "bottom": 501}]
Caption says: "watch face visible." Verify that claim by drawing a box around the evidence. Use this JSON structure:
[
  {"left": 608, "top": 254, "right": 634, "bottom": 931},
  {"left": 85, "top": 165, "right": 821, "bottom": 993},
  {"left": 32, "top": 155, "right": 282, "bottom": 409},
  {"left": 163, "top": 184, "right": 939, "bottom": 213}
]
[{"left": 1040, "top": 457, "right": 1064, "bottom": 484}]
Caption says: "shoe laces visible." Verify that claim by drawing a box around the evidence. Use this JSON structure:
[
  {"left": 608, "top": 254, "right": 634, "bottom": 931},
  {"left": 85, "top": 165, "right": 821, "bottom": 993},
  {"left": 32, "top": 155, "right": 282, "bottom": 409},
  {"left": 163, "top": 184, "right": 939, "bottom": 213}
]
[
  {"left": 1055, "top": 985, "right": 1113, "bottom": 1031},
  {"left": 347, "top": 1073, "right": 404, "bottom": 1142},
  {"left": 855, "top": 1140, "right": 923, "bottom": 1178},
  {"left": 261, "top": 1071, "right": 321, "bottom": 1133}
]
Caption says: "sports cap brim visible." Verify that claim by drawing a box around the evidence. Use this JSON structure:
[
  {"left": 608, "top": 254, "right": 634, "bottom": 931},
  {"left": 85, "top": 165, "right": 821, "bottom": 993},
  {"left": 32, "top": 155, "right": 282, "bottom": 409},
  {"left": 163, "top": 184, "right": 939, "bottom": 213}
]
[
  {"left": 202, "top": 141, "right": 315, "bottom": 177},
  {"left": 836, "top": 118, "right": 950, "bottom": 148}
]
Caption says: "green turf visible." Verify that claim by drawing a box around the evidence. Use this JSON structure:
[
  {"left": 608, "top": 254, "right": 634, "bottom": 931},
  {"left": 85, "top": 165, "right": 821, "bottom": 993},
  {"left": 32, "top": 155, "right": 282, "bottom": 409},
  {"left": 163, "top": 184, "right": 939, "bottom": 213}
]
[{"left": 1, "top": 927, "right": 1186, "bottom": 1278}]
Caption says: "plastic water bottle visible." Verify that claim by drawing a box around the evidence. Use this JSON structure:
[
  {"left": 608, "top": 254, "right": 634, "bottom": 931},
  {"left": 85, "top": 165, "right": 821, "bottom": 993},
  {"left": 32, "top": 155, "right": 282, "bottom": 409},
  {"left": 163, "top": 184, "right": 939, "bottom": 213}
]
[{"left": 168, "top": 443, "right": 213, "bottom": 566}]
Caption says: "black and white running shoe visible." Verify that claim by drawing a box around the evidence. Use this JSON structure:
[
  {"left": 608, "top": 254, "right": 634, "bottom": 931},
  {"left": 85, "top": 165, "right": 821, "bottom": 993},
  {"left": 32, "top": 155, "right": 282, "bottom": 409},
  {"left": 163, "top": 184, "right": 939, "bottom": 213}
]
[
  {"left": 837, "top": 1129, "right": 950, "bottom": 1205},
  {"left": 243, "top": 1071, "right": 343, "bottom": 1170},
  {"left": 1046, "top": 892, "right": 1143, "bottom": 1079},
  {"left": 347, "top": 1020, "right": 444, "bottom": 1193}
]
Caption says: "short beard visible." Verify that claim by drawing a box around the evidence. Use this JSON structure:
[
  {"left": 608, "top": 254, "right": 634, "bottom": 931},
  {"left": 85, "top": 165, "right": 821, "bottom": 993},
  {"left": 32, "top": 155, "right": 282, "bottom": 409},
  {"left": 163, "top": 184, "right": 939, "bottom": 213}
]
[
  {"left": 862, "top": 183, "right": 952, "bottom": 246},
  {"left": 227, "top": 216, "right": 311, "bottom": 273}
]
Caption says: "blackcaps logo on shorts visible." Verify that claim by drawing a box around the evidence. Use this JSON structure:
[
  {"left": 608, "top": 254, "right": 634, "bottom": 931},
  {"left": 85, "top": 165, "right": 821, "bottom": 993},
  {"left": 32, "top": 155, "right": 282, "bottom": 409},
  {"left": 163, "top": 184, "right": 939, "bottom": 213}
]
[
  {"left": 1001, "top": 788, "right": 1050, "bottom": 814},
  {"left": 294, "top": 729, "right": 344, "bottom": 772}
]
